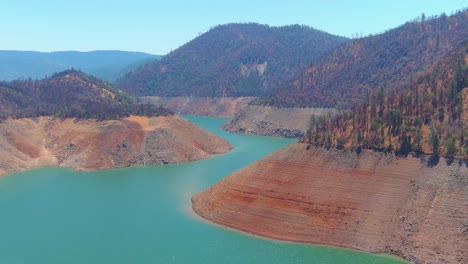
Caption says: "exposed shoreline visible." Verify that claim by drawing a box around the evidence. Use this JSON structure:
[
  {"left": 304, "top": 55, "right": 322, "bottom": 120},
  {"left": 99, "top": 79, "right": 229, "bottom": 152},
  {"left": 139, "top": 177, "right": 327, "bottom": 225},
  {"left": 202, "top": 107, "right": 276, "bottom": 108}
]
[
  {"left": 223, "top": 105, "right": 332, "bottom": 138},
  {"left": 141, "top": 96, "right": 335, "bottom": 139},
  {"left": 0, "top": 115, "right": 232, "bottom": 177},
  {"left": 190, "top": 200, "right": 409, "bottom": 262},
  {"left": 192, "top": 143, "right": 468, "bottom": 264},
  {"left": 141, "top": 96, "right": 254, "bottom": 118}
]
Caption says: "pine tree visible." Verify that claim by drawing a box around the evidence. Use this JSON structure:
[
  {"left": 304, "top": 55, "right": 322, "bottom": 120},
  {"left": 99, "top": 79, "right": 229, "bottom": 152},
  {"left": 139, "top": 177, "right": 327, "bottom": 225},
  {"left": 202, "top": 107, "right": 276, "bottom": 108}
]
[
  {"left": 445, "top": 136, "right": 457, "bottom": 158},
  {"left": 414, "top": 127, "right": 422, "bottom": 151},
  {"left": 430, "top": 123, "right": 440, "bottom": 155},
  {"left": 357, "top": 130, "right": 363, "bottom": 146}
]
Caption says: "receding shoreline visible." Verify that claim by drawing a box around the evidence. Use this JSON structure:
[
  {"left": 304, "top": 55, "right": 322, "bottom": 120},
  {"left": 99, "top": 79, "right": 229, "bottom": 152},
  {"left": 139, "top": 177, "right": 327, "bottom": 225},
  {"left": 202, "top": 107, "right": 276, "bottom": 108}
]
[
  {"left": 0, "top": 115, "right": 232, "bottom": 177},
  {"left": 141, "top": 96, "right": 254, "bottom": 117},
  {"left": 223, "top": 105, "right": 333, "bottom": 138},
  {"left": 192, "top": 143, "right": 468, "bottom": 264},
  {"left": 189, "top": 204, "right": 409, "bottom": 263}
]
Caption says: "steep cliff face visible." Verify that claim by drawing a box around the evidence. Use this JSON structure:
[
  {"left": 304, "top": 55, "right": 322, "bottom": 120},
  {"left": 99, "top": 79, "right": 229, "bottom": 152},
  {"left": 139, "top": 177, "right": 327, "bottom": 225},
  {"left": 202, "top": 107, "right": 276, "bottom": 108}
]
[
  {"left": 193, "top": 144, "right": 468, "bottom": 264},
  {"left": 0, "top": 115, "right": 231, "bottom": 176},
  {"left": 223, "top": 105, "right": 332, "bottom": 138},
  {"left": 140, "top": 96, "right": 253, "bottom": 117}
]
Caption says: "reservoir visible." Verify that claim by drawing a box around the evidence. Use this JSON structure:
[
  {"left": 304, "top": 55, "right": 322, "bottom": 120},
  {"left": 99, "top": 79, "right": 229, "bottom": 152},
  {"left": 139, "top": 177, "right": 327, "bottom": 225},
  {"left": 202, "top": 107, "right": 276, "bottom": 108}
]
[{"left": 0, "top": 116, "right": 408, "bottom": 264}]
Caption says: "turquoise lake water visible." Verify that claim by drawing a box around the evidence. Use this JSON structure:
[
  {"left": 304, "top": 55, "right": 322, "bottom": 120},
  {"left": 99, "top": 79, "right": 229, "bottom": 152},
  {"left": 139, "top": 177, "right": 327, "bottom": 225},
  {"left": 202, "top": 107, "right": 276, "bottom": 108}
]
[{"left": 0, "top": 116, "right": 408, "bottom": 264}]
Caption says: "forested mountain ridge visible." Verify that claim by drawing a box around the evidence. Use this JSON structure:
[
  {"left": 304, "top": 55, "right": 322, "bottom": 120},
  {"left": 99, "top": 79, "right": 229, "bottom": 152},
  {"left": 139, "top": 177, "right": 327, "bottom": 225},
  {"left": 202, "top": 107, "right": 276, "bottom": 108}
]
[
  {"left": 256, "top": 9, "right": 468, "bottom": 108},
  {"left": 304, "top": 42, "right": 468, "bottom": 158},
  {"left": 0, "top": 70, "right": 172, "bottom": 121},
  {"left": 118, "top": 23, "right": 348, "bottom": 97},
  {"left": 0, "top": 50, "right": 159, "bottom": 82}
]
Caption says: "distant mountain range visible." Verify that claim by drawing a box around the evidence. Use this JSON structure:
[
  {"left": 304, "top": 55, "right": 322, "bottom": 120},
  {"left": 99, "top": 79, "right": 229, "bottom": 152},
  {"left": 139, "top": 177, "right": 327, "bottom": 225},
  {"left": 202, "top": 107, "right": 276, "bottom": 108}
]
[
  {"left": 0, "top": 50, "right": 160, "bottom": 82},
  {"left": 118, "top": 23, "right": 348, "bottom": 97},
  {"left": 255, "top": 10, "right": 468, "bottom": 108},
  {"left": 0, "top": 69, "right": 171, "bottom": 120}
]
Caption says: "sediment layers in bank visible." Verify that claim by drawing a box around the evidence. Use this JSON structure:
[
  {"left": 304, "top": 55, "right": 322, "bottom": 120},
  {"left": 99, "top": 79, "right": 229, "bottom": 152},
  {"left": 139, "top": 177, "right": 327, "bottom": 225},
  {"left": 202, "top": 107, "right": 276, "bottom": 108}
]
[{"left": 193, "top": 144, "right": 467, "bottom": 264}]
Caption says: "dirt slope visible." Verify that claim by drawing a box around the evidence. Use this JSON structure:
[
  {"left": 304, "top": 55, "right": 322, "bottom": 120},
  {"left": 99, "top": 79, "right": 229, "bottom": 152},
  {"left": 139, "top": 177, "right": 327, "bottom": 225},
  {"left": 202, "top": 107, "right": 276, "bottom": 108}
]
[
  {"left": 193, "top": 144, "right": 468, "bottom": 264},
  {"left": 0, "top": 115, "right": 231, "bottom": 176},
  {"left": 141, "top": 96, "right": 253, "bottom": 117},
  {"left": 223, "top": 105, "right": 332, "bottom": 138}
]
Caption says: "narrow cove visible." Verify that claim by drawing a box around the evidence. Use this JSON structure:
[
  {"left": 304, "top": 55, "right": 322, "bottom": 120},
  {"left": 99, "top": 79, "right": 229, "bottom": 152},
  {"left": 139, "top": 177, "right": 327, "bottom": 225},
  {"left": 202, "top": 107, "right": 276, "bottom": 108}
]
[{"left": 0, "top": 116, "right": 408, "bottom": 264}]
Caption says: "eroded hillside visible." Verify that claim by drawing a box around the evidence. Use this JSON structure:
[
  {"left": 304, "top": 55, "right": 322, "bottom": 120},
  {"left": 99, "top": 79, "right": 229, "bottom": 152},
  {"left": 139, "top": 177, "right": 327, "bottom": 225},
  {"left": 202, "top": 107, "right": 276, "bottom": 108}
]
[
  {"left": 222, "top": 105, "right": 332, "bottom": 138},
  {"left": 0, "top": 115, "right": 231, "bottom": 176},
  {"left": 140, "top": 96, "right": 253, "bottom": 117},
  {"left": 193, "top": 144, "right": 468, "bottom": 264}
]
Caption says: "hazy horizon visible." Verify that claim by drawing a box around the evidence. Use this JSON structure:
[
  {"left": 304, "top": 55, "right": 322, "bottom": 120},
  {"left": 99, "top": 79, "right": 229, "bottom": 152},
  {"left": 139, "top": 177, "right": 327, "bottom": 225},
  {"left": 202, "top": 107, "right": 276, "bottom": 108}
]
[{"left": 0, "top": 0, "right": 466, "bottom": 55}]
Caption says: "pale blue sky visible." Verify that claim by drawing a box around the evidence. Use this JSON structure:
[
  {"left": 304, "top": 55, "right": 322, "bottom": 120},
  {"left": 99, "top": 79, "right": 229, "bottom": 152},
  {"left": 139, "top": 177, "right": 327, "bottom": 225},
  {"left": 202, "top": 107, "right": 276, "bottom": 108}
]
[{"left": 0, "top": 0, "right": 466, "bottom": 55}]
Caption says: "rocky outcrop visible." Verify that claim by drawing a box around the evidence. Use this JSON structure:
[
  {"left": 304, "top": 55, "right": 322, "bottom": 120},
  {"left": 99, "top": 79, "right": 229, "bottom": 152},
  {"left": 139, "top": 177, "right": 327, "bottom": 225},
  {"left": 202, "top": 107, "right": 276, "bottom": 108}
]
[
  {"left": 223, "top": 105, "right": 332, "bottom": 138},
  {"left": 0, "top": 115, "right": 232, "bottom": 176},
  {"left": 140, "top": 96, "right": 253, "bottom": 117},
  {"left": 193, "top": 144, "right": 468, "bottom": 264}
]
